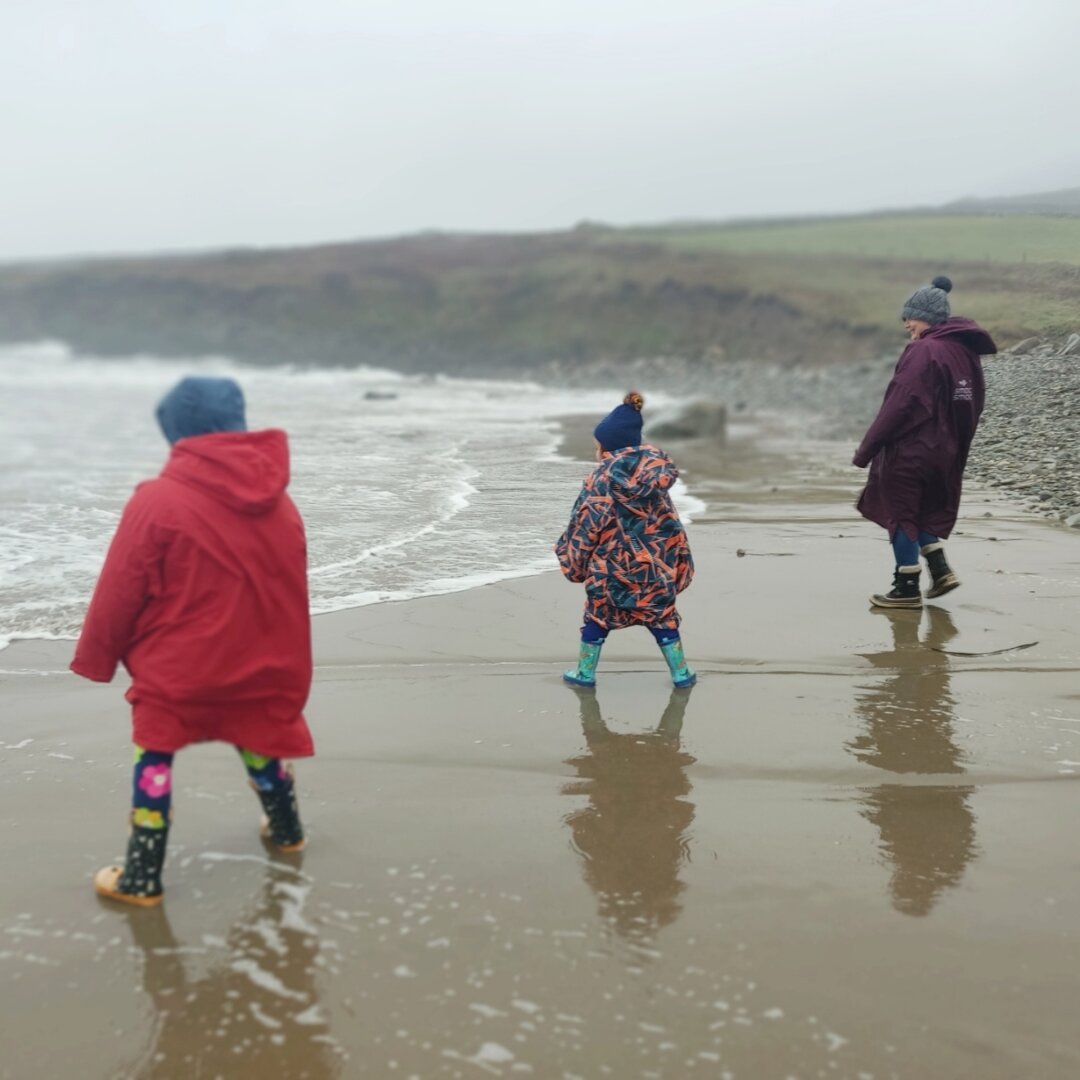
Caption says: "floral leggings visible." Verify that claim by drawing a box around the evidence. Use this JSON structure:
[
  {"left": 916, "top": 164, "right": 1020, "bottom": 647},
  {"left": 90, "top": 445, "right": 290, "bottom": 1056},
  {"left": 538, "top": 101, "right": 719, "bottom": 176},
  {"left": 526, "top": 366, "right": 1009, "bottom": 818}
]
[{"left": 132, "top": 746, "right": 292, "bottom": 830}]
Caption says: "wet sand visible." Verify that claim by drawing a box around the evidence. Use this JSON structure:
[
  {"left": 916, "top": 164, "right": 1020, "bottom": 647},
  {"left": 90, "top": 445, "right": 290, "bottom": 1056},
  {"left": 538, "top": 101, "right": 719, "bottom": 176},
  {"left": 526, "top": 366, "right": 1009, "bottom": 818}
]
[{"left": 3, "top": 420, "right": 1080, "bottom": 1079}]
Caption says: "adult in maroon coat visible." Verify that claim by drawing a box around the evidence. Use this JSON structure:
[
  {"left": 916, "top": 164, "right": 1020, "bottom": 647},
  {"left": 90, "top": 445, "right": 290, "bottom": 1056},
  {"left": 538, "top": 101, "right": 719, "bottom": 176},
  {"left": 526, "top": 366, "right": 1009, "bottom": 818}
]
[
  {"left": 853, "top": 277, "right": 997, "bottom": 608},
  {"left": 73, "top": 376, "right": 314, "bottom": 907}
]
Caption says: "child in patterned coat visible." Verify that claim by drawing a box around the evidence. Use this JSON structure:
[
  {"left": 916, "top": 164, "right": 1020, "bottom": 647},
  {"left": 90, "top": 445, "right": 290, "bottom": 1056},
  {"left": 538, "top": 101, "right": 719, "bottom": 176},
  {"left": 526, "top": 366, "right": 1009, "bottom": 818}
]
[{"left": 555, "top": 392, "right": 696, "bottom": 688}]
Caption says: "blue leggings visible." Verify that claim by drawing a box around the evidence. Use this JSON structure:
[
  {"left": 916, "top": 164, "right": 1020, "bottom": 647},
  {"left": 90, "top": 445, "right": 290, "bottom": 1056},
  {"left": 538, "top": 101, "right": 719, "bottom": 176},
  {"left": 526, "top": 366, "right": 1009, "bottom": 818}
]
[
  {"left": 891, "top": 529, "right": 939, "bottom": 567},
  {"left": 581, "top": 620, "right": 677, "bottom": 646}
]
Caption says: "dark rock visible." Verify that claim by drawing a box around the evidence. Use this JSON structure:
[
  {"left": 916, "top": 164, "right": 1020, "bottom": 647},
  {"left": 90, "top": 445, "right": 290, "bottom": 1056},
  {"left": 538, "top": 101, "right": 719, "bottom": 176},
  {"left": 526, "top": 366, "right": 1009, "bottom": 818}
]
[{"left": 649, "top": 401, "right": 728, "bottom": 442}]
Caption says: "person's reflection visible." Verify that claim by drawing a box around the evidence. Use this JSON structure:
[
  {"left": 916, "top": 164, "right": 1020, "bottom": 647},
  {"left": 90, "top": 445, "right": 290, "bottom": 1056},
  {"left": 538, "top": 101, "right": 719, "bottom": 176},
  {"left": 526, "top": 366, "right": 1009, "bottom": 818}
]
[
  {"left": 117, "top": 859, "right": 342, "bottom": 1079},
  {"left": 562, "top": 688, "right": 696, "bottom": 940},
  {"left": 848, "top": 606, "right": 977, "bottom": 917}
]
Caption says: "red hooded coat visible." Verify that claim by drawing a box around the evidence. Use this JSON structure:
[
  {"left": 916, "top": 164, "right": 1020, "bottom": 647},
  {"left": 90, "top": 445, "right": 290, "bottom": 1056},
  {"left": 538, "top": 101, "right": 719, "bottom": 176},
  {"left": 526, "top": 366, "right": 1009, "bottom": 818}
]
[
  {"left": 854, "top": 318, "right": 997, "bottom": 540},
  {"left": 71, "top": 430, "right": 314, "bottom": 758}
]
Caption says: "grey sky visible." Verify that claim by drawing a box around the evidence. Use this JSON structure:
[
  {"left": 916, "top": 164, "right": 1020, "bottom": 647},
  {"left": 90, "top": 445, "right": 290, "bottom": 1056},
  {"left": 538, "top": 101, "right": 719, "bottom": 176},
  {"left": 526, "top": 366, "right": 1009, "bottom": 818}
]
[{"left": 4, "top": 0, "right": 1078, "bottom": 259}]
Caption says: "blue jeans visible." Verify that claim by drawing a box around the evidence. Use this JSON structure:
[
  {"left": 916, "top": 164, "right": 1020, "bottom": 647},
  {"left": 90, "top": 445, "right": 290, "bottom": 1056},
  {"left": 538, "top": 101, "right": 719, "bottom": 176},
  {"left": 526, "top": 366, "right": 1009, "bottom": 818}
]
[{"left": 891, "top": 529, "right": 939, "bottom": 567}]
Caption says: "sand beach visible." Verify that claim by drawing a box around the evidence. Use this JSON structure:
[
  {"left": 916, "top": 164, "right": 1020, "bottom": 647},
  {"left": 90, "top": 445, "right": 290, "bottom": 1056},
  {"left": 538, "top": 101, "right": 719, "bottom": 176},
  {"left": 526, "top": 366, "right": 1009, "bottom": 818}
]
[{"left": 3, "top": 418, "right": 1079, "bottom": 1079}]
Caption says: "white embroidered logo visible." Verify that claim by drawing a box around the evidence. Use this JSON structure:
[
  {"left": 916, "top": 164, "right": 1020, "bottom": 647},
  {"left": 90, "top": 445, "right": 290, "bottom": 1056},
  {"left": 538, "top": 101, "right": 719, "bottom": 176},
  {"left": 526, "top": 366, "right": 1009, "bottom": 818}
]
[{"left": 953, "top": 378, "right": 973, "bottom": 402}]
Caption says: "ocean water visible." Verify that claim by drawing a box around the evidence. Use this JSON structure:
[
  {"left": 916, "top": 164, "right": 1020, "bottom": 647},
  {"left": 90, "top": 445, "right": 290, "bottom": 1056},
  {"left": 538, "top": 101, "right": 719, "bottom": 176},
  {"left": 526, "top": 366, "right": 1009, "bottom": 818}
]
[{"left": 0, "top": 343, "right": 703, "bottom": 652}]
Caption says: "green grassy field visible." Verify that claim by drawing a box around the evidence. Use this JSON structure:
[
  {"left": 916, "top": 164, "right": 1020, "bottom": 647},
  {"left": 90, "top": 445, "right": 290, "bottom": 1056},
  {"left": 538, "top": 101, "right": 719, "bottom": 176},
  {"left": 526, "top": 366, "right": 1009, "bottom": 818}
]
[
  {"left": 613, "top": 214, "right": 1080, "bottom": 343},
  {"left": 628, "top": 214, "right": 1080, "bottom": 265}
]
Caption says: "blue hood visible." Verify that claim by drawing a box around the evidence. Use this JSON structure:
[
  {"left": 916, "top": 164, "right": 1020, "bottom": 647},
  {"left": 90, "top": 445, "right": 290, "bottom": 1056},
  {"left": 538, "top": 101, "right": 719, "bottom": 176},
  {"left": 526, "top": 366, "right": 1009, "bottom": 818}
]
[{"left": 156, "top": 376, "right": 247, "bottom": 445}]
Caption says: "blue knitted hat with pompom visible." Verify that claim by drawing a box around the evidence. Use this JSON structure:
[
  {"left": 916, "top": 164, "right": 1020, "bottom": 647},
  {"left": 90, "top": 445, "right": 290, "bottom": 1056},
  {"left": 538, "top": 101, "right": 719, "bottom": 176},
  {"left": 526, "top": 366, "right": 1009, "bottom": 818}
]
[{"left": 594, "top": 391, "right": 645, "bottom": 452}]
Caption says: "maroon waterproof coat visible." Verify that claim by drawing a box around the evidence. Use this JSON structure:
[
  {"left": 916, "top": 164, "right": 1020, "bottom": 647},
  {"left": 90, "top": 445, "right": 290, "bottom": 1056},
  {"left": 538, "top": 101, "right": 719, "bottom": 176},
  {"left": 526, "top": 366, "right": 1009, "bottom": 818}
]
[
  {"left": 854, "top": 318, "right": 997, "bottom": 540},
  {"left": 71, "top": 430, "right": 314, "bottom": 758}
]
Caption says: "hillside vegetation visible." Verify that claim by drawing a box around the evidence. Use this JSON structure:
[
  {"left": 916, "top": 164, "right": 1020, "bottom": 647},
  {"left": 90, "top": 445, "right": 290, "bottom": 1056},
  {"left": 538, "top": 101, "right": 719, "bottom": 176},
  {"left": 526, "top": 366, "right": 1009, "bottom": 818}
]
[
  {"left": 618, "top": 215, "right": 1080, "bottom": 345},
  {"left": 1, "top": 207, "right": 1078, "bottom": 373},
  {"left": 943, "top": 185, "right": 1080, "bottom": 217}
]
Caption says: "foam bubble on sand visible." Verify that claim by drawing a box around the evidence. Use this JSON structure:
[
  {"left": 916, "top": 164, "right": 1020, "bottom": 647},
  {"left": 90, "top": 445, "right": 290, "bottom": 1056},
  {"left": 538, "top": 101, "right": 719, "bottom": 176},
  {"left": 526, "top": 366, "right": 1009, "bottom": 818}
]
[
  {"left": 248, "top": 1002, "right": 283, "bottom": 1029},
  {"left": 274, "top": 881, "right": 316, "bottom": 935},
  {"left": 229, "top": 958, "right": 307, "bottom": 1001},
  {"left": 251, "top": 919, "right": 287, "bottom": 956},
  {"left": 473, "top": 1043, "right": 515, "bottom": 1065},
  {"left": 292, "top": 1004, "right": 326, "bottom": 1026},
  {"left": 197, "top": 851, "right": 311, "bottom": 881},
  {"left": 470, "top": 1003, "right": 509, "bottom": 1019}
]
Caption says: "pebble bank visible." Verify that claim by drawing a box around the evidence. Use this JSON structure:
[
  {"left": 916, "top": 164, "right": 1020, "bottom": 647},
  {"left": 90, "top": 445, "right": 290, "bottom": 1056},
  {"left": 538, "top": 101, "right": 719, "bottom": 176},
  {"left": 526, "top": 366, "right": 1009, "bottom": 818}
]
[{"left": 558, "top": 333, "right": 1080, "bottom": 528}]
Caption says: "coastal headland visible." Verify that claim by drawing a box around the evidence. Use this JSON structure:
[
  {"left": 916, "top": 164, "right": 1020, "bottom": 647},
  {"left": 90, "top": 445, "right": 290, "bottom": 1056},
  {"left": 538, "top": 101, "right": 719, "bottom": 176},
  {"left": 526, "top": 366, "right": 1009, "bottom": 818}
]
[{"left": 4, "top": 202, "right": 1080, "bottom": 376}]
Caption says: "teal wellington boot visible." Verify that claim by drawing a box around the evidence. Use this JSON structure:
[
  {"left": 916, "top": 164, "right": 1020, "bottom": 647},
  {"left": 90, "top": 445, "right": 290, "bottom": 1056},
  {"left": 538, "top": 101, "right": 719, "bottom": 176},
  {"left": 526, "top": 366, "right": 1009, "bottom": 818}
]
[
  {"left": 659, "top": 636, "right": 697, "bottom": 688},
  {"left": 563, "top": 640, "right": 603, "bottom": 688}
]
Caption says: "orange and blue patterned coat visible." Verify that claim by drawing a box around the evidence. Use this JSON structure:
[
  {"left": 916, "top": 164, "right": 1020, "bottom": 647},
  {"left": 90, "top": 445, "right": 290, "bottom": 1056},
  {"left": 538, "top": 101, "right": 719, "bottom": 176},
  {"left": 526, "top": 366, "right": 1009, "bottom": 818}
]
[{"left": 556, "top": 444, "right": 694, "bottom": 631}]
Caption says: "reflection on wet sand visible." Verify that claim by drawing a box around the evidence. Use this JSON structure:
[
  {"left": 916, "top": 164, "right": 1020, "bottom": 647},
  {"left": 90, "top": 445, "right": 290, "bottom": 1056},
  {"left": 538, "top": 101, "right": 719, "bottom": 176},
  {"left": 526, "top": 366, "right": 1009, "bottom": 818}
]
[
  {"left": 562, "top": 688, "right": 696, "bottom": 940},
  {"left": 117, "top": 858, "right": 342, "bottom": 1079},
  {"left": 849, "top": 606, "right": 977, "bottom": 917}
]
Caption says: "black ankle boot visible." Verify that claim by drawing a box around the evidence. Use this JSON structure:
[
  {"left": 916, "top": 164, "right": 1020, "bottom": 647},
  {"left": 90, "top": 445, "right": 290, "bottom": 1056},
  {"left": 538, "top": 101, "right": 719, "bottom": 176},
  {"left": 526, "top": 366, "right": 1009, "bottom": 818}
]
[
  {"left": 921, "top": 542, "right": 960, "bottom": 598},
  {"left": 94, "top": 822, "right": 169, "bottom": 907},
  {"left": 251, "top": 771, "right": 306, "bottom": 852},
  {"left": 870, "top": 565, "right": 922, "bottom": 609}
]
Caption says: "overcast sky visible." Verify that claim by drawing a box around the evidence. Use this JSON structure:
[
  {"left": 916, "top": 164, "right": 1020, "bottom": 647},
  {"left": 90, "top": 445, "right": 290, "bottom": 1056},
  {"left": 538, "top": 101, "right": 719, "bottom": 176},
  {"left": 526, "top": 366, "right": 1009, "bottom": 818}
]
[{"left": 4, "top": 0, "right": 1079, "bottom": 259}]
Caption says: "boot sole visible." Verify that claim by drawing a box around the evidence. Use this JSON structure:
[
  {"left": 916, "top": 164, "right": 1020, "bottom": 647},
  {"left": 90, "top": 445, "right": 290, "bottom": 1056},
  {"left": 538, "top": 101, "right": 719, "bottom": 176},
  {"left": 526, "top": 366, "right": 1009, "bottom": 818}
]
[
  {"left": 267, "top": 839, "right": 306, "bottom": 853},
  {"left": 93, "top": 865, "right": 163, "bottom": 907},
  {"left": 562, "top": 673, "right": 596, "bottom": 688},
  {"left": 869, "top": 594, "right": 922, "bottom": 609},
  {"left": 926, "top": 576, "right": 960, "bottom": 599},
  {"left": 260, "top": 817, "right": 307, "bottom": 852}
]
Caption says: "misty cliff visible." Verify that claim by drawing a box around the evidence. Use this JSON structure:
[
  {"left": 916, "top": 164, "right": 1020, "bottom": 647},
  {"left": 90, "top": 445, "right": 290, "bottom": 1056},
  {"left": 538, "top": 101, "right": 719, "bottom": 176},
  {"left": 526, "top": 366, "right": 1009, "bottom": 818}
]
[
  {"left": 2, "top": 213, "right": 1074, "bottom": 373},
  {"left": 0, "top": 230, "right": 888, "bottom": 374}
]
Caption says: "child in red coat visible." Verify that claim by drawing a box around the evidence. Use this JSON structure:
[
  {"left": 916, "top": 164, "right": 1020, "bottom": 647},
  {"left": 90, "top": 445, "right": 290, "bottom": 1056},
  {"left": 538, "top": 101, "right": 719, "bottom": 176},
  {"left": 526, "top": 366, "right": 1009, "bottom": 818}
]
[{"left": 72, "top": 376, "right": 313, "bottom": 906}]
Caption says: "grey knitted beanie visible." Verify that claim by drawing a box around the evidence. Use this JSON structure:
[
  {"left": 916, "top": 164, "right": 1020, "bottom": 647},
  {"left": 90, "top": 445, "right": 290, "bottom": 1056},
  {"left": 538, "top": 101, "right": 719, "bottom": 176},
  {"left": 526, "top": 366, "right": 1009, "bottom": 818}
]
[{"left": 901, "top": 275, "right": 952, "bottom": 324}]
